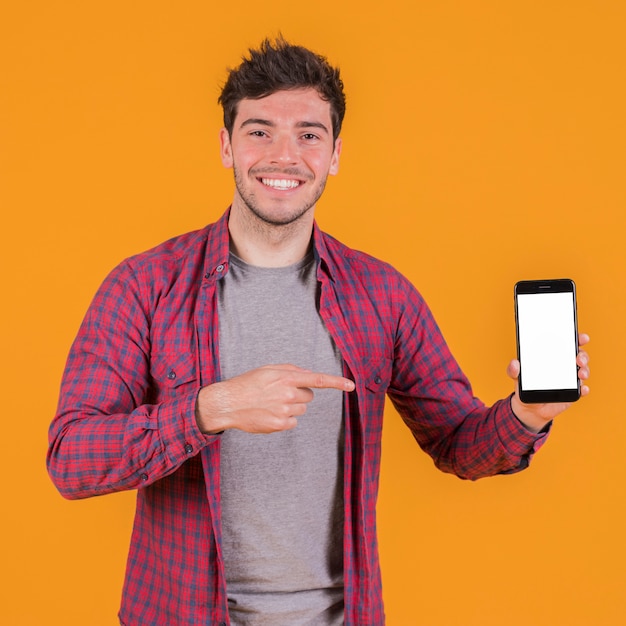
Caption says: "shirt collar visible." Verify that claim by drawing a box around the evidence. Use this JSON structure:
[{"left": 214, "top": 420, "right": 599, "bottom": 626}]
[
  {"left": 203, "top": 208, "right": 232, "bottom": 282},
  {"left": 312, "top": 220, "right": 336, "bottom": 283}
]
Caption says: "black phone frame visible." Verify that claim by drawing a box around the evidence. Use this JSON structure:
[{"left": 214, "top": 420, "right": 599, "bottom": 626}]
[{"left": 514, "top": 278, "right": 580, "bottom": 404}]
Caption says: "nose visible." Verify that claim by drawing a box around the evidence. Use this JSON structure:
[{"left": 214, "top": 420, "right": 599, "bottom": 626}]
[{"left": 269, "top": 133, "right": 298, "bottom": 166}]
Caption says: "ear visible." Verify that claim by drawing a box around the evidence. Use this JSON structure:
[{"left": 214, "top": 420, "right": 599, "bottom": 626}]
[
  {"left": 219, "top": 128, "right": 233, "bottom": 168},
  {"left": 328, "top": 137, "right": 342, "bottom": 176}
]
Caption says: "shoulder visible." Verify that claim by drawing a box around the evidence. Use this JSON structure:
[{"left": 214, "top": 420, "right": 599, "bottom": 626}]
[
  {"left": 317, "top": 230, "right": 433, "bottom": 330},
  {"left": 124, "top": 226, "right": 212, "bottom": 274},
  {"left": 96, "top": 222, "right": 219, "bottom": 307},
  {"left": 319, "top": 230, "right": 414, "bottom": 291}
]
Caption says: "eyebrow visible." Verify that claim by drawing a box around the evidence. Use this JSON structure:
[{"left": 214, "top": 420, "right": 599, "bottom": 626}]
[
  {"left": 240, "top": 118, "right": 273, "bottom": 128},
  {"left": 297, "top": 121, "right": 330, "bottom": 135},
  {"left": 239, "top": 118, "right": 330, "bottom": 135}
]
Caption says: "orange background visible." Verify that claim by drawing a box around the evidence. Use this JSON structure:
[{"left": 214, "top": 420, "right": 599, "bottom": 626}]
[{"left": 1, "top": 1, "right": 625, "bottom": 624}]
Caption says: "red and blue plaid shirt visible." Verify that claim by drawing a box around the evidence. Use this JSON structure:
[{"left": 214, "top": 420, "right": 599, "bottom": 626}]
[{"left": 48, "top": 209, "right": 547, "bottom": 625}]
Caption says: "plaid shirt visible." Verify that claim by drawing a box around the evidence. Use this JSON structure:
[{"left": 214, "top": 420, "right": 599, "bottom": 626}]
[{"left": 48, "top": 209, "right": 547, "bottom": 625}]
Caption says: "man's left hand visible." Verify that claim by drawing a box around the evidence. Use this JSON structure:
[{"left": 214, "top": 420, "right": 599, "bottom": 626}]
[{"left": 508, "top": 333, "right": 590, "bottom": 433}]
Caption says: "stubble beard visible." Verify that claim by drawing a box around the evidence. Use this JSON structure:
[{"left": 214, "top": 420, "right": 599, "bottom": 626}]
[{"left": 233, "top": 164, "right": 328, "bottom": 228}]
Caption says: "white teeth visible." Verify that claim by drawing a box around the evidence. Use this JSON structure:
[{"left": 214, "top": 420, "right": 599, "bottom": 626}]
[{"left": 261, "top": 178, "right": 300, "bottom": 190}]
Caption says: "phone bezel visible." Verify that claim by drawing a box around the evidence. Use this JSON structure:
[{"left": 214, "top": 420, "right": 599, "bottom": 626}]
[{"left": 514, "top": 278, "right": 580, "bottom": 404}]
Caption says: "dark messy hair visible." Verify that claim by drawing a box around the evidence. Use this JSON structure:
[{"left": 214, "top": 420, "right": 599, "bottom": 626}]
[{"left": 218, "top": 36, "right": 346, "bottom": 140}]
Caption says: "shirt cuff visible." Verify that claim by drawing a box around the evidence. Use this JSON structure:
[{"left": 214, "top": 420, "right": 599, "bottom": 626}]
[{"left": 157, "top": 388, "right": 220, "bottom": 466}]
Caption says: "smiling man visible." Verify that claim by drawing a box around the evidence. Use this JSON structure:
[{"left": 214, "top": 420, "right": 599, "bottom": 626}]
[{"left": 48, "top": 37, "right": 590, "bottom": 626}]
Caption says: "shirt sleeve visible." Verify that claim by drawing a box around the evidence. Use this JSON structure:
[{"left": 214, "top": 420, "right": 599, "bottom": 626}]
[
  {"left": 47, "top": 259, "right": 215, "bottom": 500},
  {"left": 388, "top": 274, "right": 548, "bottom": 480}
]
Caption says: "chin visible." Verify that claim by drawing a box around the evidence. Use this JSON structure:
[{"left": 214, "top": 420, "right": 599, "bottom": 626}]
[{"left": 244, "top": 201, "right": 315, "bottom": 227}]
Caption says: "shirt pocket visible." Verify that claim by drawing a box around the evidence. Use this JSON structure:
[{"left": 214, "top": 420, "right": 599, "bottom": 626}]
[
  {"left": 150, "top": 351, "right": 198, "bottom": 402},
  {"left": 360, "top": 355, "right": 393, "bottom": 445}
]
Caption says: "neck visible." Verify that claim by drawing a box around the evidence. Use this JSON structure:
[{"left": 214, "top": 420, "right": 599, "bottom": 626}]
[{"left": 227, "top": 201, "right": 315, "bottom": 268}]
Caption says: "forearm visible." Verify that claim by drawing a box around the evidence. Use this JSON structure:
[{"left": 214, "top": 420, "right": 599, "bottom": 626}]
[
  {"left": 47, "top": 390, "right": 212, "bottom": 499},
  {"left": 419, "top": 395, "right": 548, "bottom": 480},
  {"left": 390, "top": 275, "right": 548, "bottom": 480}
]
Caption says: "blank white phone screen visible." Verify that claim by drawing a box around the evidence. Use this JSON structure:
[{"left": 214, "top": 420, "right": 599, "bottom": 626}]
[{"left": 517, "top": 292, "right": 578, "bottom": 391}]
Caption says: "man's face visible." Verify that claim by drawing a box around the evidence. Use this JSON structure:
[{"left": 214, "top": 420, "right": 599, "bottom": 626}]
[{"left": 220, "top": 88, "right": 342, "bottom": 227}]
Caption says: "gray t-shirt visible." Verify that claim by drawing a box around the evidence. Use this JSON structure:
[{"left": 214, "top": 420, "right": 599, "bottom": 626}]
[{"left": 217, "top": 252, "right": 345, "bottom": 625}]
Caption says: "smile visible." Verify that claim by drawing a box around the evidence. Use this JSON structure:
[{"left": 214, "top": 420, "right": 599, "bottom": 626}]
[{"left": 260, "top": 178, "right": 301, "bottom": 190}]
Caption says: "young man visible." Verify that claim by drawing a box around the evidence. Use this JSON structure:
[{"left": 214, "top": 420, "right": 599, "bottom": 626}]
[{"left": 48, "top": 38, "right": 590, "bottom": 625}]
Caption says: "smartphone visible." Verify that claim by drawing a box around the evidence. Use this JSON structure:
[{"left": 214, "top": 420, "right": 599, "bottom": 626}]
[{"left": 514, "top": 279, "right": 580, "bottom": 403}]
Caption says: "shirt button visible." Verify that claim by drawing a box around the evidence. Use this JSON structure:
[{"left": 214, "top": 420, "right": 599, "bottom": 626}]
[
  {"left": 140, "top": 473, "right": 148, "bottom": 481},
  {"left": 167, "top": 370, "right": 176, "bottom": 380},
  {"left": 374, "top": 376, "right": 382, "bottom": 385},
  {"left": 184, "top": 443, "right": 193, "bottom": 454},
  {"left": 216, "top": 264, "right": 225, "bottom": 272}
]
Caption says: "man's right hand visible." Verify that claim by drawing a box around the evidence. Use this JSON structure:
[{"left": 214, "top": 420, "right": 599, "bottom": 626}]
[{"left": 194, "top": 364, "right": 355, "bottom": 434}]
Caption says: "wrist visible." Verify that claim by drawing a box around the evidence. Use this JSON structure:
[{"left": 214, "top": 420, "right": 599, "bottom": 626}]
[
  {"left": 195, "top": 384, "right": 230, "bottom": 434},
  {"left": 510, "top": 394, "right": 552, "bottom": 434}
]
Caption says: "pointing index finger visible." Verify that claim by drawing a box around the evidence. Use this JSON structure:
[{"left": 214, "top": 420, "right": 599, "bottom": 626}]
[{"left": 297, "top": 371, "right": 356, "bottom": 392}]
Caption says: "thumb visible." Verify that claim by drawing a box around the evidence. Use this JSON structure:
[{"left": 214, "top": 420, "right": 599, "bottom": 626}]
[{"left": 507, "top": 359, "right": 520, "bottom": 381}]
